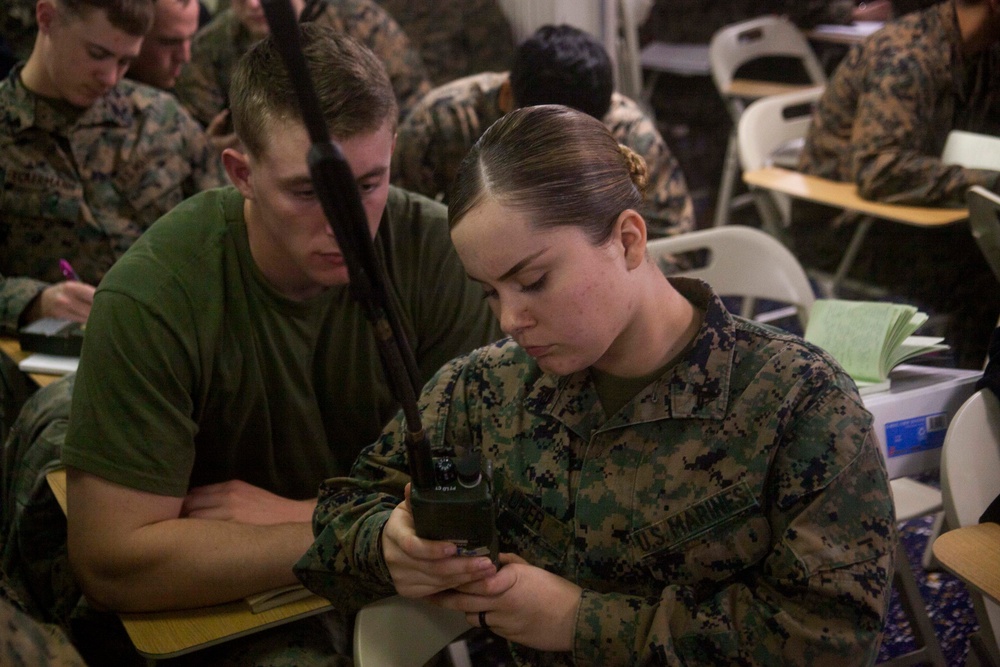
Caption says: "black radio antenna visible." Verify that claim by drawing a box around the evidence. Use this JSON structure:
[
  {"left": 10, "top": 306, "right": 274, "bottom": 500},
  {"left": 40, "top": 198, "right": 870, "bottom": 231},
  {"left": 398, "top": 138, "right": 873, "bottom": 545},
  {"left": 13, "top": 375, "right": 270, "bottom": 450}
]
[{"left": 259, "top": 0, "right": 434, "bottom": 488}]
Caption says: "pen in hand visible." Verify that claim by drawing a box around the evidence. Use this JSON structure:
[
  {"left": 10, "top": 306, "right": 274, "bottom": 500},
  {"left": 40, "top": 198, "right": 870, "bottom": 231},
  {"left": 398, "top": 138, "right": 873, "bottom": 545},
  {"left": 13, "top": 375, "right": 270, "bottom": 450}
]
[{"left": 59, "top": 258, "right": 81, "bottom": 282}]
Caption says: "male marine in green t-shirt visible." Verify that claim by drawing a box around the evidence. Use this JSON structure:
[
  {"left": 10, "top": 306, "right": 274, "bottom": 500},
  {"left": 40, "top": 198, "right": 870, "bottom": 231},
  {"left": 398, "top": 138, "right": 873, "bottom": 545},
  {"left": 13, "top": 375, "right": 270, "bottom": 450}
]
[{"left": 60, "top": 24, "right": 497, "bottom": 663}]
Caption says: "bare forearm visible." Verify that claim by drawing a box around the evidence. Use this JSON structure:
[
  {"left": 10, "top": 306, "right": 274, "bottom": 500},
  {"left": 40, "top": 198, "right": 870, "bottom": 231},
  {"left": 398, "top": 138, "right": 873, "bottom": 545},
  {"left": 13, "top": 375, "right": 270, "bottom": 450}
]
[{"left": 71, "top": 517, "right": 314, "bottom": 612}]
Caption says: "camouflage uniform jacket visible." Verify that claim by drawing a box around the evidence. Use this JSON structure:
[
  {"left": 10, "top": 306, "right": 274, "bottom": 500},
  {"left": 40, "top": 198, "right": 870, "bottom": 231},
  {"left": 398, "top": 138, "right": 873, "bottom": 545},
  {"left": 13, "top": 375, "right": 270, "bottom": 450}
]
[
  {"left": 798, "top": 0, "right": 1000, "bottom": 207},
  {"left": 173, "top": 0, "right": 431, "bottom": 127},
  {"left": 297, "top": 278, "right": 896, "bottom": 666},
  {"left": 393, "top": 72, "right": 695, "bottom": 238},
  {"left": 0, "top": 65, "right": 226, "bottom": 332},
  {"left": 0, "top": 577, "right": 86, "bottom": 667},
  {"left": 373, "top": 0, "right": 515, "bottom": 85}
]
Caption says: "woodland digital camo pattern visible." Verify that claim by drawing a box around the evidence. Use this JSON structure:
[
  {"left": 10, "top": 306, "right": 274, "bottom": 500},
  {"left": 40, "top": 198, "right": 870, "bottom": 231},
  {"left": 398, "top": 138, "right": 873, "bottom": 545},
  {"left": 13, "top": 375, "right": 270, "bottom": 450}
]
[
  {"left": 1, "top": 373, "right": 76, "bottom": 630},
  {"left": 0, "top": 577, "right": 86, "bottom": 667},
  {"left": 392, "top": 72, "right": 695, "bottom": 238},
  {"left": 173, "top": 0, "right": 431, "bottom": 127},
  {"left": 374, "top": 0, "right": 515, "bottom": 86},
  {"left": 298, "top": 278, "right": 896, "bottom": 666},
  {"left": 798, "top": 0, "right": 1000, "bottom": 206},
  {"left": 0, "top": 65, "right": 226, "bottom": 332}
]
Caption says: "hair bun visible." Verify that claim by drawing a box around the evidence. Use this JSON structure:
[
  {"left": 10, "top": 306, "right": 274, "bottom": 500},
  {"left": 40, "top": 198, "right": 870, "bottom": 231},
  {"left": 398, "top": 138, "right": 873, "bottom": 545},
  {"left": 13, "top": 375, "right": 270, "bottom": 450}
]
[{"left": 618, "top": 144, "right": 648, "bottom": 196}]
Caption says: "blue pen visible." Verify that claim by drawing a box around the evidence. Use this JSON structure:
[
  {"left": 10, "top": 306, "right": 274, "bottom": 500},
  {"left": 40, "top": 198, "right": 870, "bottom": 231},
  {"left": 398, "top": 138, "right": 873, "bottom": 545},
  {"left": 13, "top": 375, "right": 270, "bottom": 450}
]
[{"left": 59, "top": 258, "right": 81, "bottom": 282}]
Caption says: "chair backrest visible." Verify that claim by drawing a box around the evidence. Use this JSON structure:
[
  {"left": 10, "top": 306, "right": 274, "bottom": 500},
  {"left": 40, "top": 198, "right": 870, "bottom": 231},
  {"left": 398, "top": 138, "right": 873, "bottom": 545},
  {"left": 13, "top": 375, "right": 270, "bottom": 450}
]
[
  {"left": 709, "top": 15, "right": 826, "bottom": 96},
  {"left": 942, "top": 130, "right": 1000, "bottom": 172},
  {"left": 967, "top": 186, "right": 1000, "bottom": 284},
  {"left": 941, "top": 389, "right": 1000, "bottom": 528},
  {"left": 647, "top": 225, "right": 815, "bottom": 327},
  {"left": 737, "top": 87, "right": 823, "bottom": 172},
  {"left": 736, "top": 87, "right": 824, "bottom": 231},
  {"left": 940, "top": 388, "right": 1000, "bottom": 659},
  {"left": 353, "top": 595, "right": 470, "bottom": 667}
]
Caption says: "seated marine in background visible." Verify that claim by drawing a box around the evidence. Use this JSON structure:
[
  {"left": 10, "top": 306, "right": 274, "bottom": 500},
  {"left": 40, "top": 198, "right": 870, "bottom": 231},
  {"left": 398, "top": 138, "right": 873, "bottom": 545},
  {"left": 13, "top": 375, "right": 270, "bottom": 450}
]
[
  {"left": 372, "top": 0, "right": 515, "bottom": 86},
  {"left": 794, "top": 0, "right": 1000, "bottom": 368},
  {"left": 173, "top": 0, "right": 431, "bottom": 139},
  {"left": 0, "top": 0, "right": 226, "bottom": 333},
  {"left": 392, "top": 23, "right": 695, "bottom": 239}
]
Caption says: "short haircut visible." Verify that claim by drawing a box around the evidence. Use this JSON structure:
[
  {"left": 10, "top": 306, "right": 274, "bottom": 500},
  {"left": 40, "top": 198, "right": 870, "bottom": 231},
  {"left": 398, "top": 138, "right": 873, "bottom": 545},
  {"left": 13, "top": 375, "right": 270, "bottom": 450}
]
[
  {"left": 229, "top": 22, "right": 398, "bottom": 158},
  {"left": 56, "top": 0, "right": 154, "bottom": 36},
  {"left": 509, "top": 24, "right": 614, "bottom": 120}
]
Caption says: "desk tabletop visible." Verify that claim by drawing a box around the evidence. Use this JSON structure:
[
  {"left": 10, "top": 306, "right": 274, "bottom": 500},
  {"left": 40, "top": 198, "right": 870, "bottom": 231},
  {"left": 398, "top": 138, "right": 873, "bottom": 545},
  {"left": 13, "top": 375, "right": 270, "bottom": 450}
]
[
  {"left": 933, "top": 522, "right": 1000, "bottom": 606},
  {"left": 45, "top": 468, "right": 333, "bottom": 659},
  {"left": 724, "top": 80, "right": 815, "bottom": 100},
  {"left": 119, "top": 595, "right": 333, "bottom": 659},
  {"left": 743, "top": 167, "right": 969, "bottom": 226},
  {"left": 807, "top": 21, "right": 884, "bottom": 45},
  {"left": 0, "top": 337, "right": 60, "bottom": 387}
]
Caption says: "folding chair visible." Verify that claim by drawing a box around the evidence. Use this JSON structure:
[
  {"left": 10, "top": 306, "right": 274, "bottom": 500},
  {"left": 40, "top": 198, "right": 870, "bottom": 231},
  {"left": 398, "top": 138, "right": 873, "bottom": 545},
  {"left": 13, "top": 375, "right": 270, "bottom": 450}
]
[
  {"left": 736, "top": 86, "right": 824, "bottom": 238},
  {"left": 967, "top": 185, "right": 1000, "bottom": 285},
  {"left": 353, "top": 595, "right": 469, "bottom": 667},
  {"left": 647, "top": 225, "right": 814, "bottom": 327},
  {"left": 940, "top": 389, "right": 1000, "bottom": 667},
  {"left": 709, "top": 16, "right": 826, "bottom": 227}
]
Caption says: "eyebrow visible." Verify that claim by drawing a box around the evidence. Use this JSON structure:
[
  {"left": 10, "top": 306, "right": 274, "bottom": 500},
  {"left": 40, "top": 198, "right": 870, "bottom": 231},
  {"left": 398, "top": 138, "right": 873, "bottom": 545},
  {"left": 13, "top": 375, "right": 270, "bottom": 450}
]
[
  {"left": 498, "top": 248, "right": 547, "bottom": 281},
  {"left": 354, "top": 165, "right": 388, "bottom": 181},
  {"left": 277, "top": 174, "right": 315, "bottom": 189}
]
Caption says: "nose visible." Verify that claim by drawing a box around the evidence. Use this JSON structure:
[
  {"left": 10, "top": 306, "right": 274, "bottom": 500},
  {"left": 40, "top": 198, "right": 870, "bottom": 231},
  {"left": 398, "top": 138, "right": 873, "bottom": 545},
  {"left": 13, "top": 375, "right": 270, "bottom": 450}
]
[
  {"left": 497, "top": 295, "right": 535, "bottom": 337},
  {"left": 96, "top": 61, "right": 122, "bottom": 88}
]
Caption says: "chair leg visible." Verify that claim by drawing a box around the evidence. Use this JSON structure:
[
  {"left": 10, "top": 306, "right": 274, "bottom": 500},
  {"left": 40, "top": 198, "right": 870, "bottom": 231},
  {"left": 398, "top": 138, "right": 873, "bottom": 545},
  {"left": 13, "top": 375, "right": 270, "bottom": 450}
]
[
  {"left": 878, "top": 542, "right": 948, "bottom": 667},
  {"left": 921, "top": 512, "right": 945, "bottom": 572},
  {"left": 831, "top": 218, "right": 873, "bottom": 296},
  {"left": 713, "top": 128, "right": 741, "bottom": 227}
]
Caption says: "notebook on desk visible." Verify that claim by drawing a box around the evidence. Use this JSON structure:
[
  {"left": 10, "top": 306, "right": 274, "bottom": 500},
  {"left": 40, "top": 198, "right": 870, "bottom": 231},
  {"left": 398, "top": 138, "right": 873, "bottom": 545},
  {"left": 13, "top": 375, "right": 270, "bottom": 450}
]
[
  {"left": 18, "top": 353, "right": 79, "bottom": 375},
  {"left": 942, "top": 130, "right": 1000, "bottom": 172}
]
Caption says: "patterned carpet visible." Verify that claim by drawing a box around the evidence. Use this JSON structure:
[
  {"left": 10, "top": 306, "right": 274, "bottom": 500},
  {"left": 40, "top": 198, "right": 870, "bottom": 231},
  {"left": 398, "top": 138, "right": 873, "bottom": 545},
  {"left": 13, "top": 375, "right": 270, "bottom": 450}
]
[{"left": 879, "top": 512, "right": 980, "bottom": 666}]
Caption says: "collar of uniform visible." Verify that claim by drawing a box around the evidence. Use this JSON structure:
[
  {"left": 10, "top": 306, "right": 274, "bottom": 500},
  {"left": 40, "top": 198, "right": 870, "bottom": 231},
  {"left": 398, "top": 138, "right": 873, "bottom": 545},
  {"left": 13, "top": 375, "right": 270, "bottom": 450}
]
[
  {"left": 536, "top": 277, "right": 733, "bottom": 438},
  {"left": 2, "top": 63, "right": 36, "bottom": 132},
  {"left": 3, "top": 63, "right": 135, "bottom": 133}
]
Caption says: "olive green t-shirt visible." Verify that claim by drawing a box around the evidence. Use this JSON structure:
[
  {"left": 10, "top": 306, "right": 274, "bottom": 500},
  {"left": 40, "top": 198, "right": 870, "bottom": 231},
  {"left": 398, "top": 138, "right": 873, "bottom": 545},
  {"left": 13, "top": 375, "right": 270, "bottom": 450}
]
[{"left": 63, "top": 186, "right": 499, "bottom": 499}]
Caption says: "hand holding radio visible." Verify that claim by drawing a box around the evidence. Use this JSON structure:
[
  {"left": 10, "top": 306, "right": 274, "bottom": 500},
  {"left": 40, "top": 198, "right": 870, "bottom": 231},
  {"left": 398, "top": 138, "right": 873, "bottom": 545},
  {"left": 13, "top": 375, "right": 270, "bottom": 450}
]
[{"left": 382, "top": 483, "right": 497, "bottom": 599}]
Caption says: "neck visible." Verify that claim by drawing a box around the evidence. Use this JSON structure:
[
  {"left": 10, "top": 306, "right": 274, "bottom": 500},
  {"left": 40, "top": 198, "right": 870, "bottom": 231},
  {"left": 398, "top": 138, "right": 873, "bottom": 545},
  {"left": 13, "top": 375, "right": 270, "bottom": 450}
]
[
  {"left": 955, "top": 1, "right": 1000, "bottom": 56},
  {"left": 596, "top": 265, "right": 700, "bottom": 378},
  {"left": 19, "top": 46, "right": 52, "bottom": 98}
]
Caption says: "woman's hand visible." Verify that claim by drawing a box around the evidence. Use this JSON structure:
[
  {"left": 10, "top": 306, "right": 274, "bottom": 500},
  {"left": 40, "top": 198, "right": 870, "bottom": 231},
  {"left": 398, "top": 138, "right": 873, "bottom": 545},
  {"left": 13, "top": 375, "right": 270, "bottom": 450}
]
[
  {"left": 434, "top": 553, "right": 583, "bottom": 652},
  {"left": 382, "top": 483, "right": 497, "bottom": 598}
]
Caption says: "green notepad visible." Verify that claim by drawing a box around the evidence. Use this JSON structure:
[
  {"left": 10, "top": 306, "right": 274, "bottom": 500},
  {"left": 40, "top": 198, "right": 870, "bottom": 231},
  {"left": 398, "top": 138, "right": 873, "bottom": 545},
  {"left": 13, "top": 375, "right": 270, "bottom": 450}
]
[{"left": 804, "top": 299, "right": 949, "bottom": 393}]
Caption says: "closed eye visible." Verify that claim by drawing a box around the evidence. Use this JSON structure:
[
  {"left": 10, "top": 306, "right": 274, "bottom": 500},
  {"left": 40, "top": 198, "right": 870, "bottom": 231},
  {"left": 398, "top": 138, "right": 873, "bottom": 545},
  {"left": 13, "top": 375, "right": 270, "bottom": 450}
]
[{"left": 521, "top": 274, "right": 547, "bottom": 293}]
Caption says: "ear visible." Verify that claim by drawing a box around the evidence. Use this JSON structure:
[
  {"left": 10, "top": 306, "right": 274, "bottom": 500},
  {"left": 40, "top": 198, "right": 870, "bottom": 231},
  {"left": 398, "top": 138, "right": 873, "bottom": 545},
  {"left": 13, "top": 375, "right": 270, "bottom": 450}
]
[
  {"left": 36, "top": 0, "right": 57, "bottom": 34},
  {"left": 616, "top": 209, "right": 647, "bottom": 271},
  {"left": 222, "top": 147, "right": 254, "bottom": 200}
]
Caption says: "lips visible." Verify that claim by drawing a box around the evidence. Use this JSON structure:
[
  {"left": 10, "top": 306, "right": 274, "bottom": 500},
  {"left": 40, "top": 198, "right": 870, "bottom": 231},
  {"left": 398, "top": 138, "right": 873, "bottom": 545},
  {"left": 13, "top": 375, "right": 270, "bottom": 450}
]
[{"left": 522, "top": 344, "right": 551, "bottom": 357}]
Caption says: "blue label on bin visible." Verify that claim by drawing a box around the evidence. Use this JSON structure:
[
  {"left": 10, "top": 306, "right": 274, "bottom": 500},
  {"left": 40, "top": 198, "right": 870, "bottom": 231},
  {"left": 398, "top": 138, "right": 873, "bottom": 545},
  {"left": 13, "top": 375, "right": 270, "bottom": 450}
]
[{"left": 884, "top": 412, "right": 949, "bottom": 458}]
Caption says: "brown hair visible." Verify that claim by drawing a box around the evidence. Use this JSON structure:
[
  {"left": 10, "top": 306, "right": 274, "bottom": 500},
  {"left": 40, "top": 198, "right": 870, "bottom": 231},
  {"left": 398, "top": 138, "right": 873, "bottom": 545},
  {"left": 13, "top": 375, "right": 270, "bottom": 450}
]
[
  {"left": 229, "top": 22, "right": 398, "bottom": 158},
  {"left": 448, "top": 104, "right": 647, "bottom": 245},
  {"left": 56, "top": 0, "right": 154, "bottom": 35}
]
